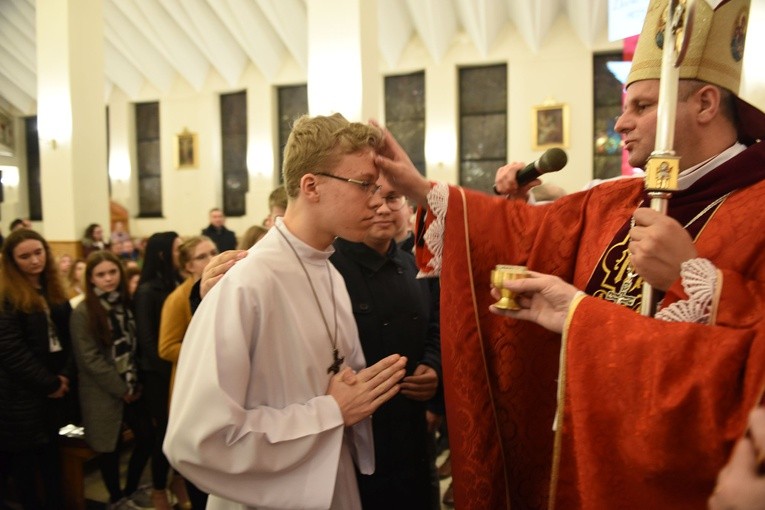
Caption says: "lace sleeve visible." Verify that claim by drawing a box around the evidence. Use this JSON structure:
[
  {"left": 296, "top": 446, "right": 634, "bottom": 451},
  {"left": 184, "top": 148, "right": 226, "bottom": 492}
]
[
  {"left": 418, "top": 182, "right": 449, "bottom": 277},
  {"left": 654, "top": 258, "right": 720, "bottom": 324}
]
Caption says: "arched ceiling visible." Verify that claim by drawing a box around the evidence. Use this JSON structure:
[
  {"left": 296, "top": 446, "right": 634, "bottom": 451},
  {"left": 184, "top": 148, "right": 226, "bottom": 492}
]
[{"left": 0, "top": 0, "right": 612, "bottom": 116}]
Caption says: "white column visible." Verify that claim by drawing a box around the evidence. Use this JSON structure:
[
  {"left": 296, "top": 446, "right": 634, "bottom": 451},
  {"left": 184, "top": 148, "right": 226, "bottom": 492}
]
[
  {"left": 306, "top": 0, "right": 381, "bottom": 121},
  {"left": 36, "top": 0, "right": 110, "bottom": 242}
]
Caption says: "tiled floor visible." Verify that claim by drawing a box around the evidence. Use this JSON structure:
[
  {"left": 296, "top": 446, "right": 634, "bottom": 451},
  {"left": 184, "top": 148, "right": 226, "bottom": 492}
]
[
  {"left": 84, "top": 452, "right": 454, "bottom": 508},
  {"left": 3, "top": 447, "right": 454, "bottom": 509}
]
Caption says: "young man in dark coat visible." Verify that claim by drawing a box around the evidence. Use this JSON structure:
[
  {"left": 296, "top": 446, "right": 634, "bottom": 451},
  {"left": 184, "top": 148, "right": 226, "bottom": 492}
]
[
  {"left": 201, "top": 208, "right": 237, "bottom": 252},
  {"left": 330, "top": 175, "right": 442, "bottom": 510}
]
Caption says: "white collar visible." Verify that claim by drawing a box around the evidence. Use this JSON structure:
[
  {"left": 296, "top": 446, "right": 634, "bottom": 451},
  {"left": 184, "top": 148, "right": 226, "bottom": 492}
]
[{"left": 677, "top": 142, "right": 747, "bottom": 190}]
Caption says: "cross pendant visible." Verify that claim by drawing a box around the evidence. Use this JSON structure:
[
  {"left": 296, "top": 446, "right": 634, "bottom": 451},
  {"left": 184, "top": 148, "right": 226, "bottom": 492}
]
[
  {"left": 327, "top": 348, "right": 345, "bottom": 375},
  {"left": 605, "top": 275, "right": 638, "bottom": 307}
]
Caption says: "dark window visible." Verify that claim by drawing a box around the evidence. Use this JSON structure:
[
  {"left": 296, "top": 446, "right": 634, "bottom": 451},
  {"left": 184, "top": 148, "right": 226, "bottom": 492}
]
[
  {"left": 277, "top": 85, "right": 308, "bottom": 183},
  {"left": 220, "top": 91, "right": 248, "bottom": 217},
  {"left": 593, "top": 52, "right": 626, "bottom": 180},
  {"left": 384, "top": 71, "right": 426, "bottom": 175},
  {"left": 135, "top": 102, "right": 162, "bottom": 217},
  {"left": 25, "top": 116, "right": 41, "bottom": 221},
  {"left": 458, "top": 64, "right": 507, "bottom": 193}
]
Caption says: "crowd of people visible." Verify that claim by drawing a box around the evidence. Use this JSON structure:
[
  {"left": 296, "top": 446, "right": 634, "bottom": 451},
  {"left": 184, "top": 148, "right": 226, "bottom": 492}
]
[{"left": 0, "top": 194, "right": 298, "bottom": 509}]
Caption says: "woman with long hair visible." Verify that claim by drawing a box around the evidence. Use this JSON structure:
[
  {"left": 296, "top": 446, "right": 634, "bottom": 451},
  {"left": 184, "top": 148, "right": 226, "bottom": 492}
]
[
  {"left": 134, "top": 232, "right": 187, "bottom": 509},
  {"left": 81, "top": 223, "right": 108, "bottom": 258},
  {"left": 0, "top": 229, "right": 74, "bottom": 509},
  {"left": 158, "top": 235, "right": 217, "bottom": 509},
  {"left": 66, "top": 258, "right": 87, "bottom": 303},
  {"left": 70, "top": 251, "right": 154, "bottom": 509}
]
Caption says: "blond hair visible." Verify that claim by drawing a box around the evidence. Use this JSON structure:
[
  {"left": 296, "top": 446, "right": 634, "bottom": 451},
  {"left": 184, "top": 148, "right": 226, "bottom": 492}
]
[
  {"left": 281, "top": 113, "right": 384, "bottom": 198},
  {"left": 178, "top": 235, "right": 215, "bottom": 270},
  {"left": 238, "top": 225, "right": 268, "bottom": 250}
]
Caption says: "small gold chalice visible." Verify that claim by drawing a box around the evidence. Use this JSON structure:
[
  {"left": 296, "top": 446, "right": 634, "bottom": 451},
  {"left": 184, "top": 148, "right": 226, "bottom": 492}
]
[{"left": 490, "top": 264, "right": 528, "bottom": 310}]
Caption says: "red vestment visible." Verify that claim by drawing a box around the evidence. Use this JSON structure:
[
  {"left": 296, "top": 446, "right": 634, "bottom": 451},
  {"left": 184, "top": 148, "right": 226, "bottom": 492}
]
[{"left": 420, "top": 142, "right": 765, "bottom": 509}]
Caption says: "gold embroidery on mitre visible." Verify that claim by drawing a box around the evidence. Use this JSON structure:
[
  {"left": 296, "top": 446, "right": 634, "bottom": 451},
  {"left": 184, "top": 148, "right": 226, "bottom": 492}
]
[
  {"left": 731, "top": 8, "right": 748, "bottom": 62},
  {"left": 627, "top": 0, "right": 751, "bottom": 94},
  {"left": 655, "top": 5, "right": 668, "bottom": 49}
]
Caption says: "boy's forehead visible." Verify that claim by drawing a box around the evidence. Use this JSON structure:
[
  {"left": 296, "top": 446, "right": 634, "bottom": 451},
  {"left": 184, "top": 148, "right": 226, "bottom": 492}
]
[{"left": 332, "top": 150, "right": 378, "bottom": 177}]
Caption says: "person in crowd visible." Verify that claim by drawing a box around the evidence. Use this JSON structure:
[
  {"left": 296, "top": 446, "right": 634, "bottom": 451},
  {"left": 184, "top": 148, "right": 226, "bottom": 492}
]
[
  {"left": 373, "top": 1, "right": 765, "bottom": 507},
  {"left": 118, "top": 238, "right": 140, "bottom": 263},
  {"left": 237, "top": 225, "right": 268, "bottom": 250},
  {"left": 201, "top": 208, "right": 236, "bottom": 252},
  {"left": 709, "top": 406, "right": 765, "bottom": 510},
  {"left": 393, "top": 195, "right": 446, "bottom": 506},
  {"left": 125, "top": 266, "right": 142, "bottom": 299},
  {"left": 0, "top": 229, "right": 74, "bottom": 509},
  {"left": 9, "top": 218, "right": 31, "bottom": 232},
  {"left": 81, "top": 223, "right": 108, "bottom": 258},
  {"left": 66, "top": 258, "right": 87, "bottom": 307},
  {"left": 164, "top": 113, "right": 408, "bottom": 508},
  {"left": 70, "top": 251, "right": 154, "bottom": 510},
  {"left": 110, "top": 241, "right": 124, "bottom": 259},
  {"left": 394, "top": 199, "right": 416, "bottom": 252},
  {"left": 134, "top": 232, "right": 187, "bottom": 510},
  {"left": 158, "top": 235, "right": 217, "bottom": 509},
  {"left": 330, "top": 174, "right": 442, "bottom": 510},
  {"left": 110, "top": 221, "right": 131, "bottom": 247},
  {"left": 57, "top": 253, "right": 73, "bottom": 280},
  {"left": 263, "top": 185, "right": 288, "bottom": 228},
  {"left": 530, "top": 182, "right": 567, "bottom": 204}
]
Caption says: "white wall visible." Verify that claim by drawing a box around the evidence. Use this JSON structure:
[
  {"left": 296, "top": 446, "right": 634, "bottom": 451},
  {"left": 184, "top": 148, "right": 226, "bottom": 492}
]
[
  {"left": 0, "top": 112, "right": 30, "bottom": 232},
  {"left": 1, "top": 18, "right": 622, "bottom": 240},
  {"left": 390, "top": 14, "right": 621, "bottom": 196}
]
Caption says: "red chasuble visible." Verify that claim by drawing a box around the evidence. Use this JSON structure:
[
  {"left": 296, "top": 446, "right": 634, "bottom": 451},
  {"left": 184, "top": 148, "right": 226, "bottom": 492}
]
[{"left": 420, "top": 141, "right": 765, "bottom": 509}]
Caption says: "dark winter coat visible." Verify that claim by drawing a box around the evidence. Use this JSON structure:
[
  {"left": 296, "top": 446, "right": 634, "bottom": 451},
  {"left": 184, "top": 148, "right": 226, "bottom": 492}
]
[{"left": 0, "top": 301, "right": 74, "bottom": 452}]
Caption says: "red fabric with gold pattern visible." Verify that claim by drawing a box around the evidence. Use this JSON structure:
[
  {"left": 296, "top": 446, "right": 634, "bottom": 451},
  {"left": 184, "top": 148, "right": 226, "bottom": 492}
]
[
  {"left": 435, "top": 180, "right": 644, "bottom": 509},
  {"left": 562, "top": 292, "right": 765, "bottom": 508},
  {"left": 426, "top": 141, "right": 765, "bottom": 510}
]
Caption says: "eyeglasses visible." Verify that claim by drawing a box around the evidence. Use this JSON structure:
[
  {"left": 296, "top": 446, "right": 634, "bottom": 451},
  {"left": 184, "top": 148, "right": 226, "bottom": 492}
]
[
  {"left": 193, "top": 250, "right": 218, "bottom": 262},
  {"left": 381, "top": 195, "right": 406, "bottom": 211},
  {"left": 314, "top": 172, "right": 382, "bottom": 196}
]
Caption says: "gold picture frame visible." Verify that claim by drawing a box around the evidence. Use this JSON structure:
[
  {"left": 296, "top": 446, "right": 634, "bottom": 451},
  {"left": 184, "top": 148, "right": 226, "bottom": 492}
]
[
  {"left": 531, "top": 102, "right": 569, "bottom": 151},
  {"left": 174, "top": 128, "right": 198, "bottom": 169}
]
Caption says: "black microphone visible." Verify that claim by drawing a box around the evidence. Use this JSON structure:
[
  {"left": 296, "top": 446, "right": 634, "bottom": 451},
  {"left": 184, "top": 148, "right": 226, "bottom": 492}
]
[{"left": 515, "top": 148, "right": 568, "bottom": 186}]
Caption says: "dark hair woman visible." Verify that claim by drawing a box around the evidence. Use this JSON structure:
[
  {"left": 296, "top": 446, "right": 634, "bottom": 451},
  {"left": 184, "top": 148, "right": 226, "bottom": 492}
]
[
  {"left": 0, "top": 229, "right": 75, "bottom": 509},
  {"left": 70, "top": 251, "right": 155, "bottom": 508},
  {"left": 134, "top": 231, "right": 188, "bottom": 509},
  {"left": 81, "top": 223, "right": 108, "bottom": 258}
]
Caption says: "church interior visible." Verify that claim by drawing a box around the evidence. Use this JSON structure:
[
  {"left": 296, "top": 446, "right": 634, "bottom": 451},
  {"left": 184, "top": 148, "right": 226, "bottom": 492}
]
[{"left": 0, "top": 0, "right": 764, "bottom": 508}]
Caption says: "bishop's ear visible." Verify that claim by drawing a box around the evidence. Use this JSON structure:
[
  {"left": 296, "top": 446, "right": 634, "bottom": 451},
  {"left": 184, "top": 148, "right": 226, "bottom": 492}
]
[{"left": 695, "top": 84, "right": 722, "bottom": 124}]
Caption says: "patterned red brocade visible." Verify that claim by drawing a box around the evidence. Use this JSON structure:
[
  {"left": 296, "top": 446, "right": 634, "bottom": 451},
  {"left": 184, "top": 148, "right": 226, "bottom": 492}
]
[{"left": 419, "top": 142, "right": 765, "bottom": 510}]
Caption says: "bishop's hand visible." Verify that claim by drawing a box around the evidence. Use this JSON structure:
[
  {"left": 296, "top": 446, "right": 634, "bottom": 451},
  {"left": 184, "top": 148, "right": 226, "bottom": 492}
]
[
  {"left": 328, "top": 354, "right": 407, "bottom": 426},
  {"left": 490, "top": 271, "right": 580, "bottom": 333},
  {"left": 629, "top": 208, "right": 697, "bottom": 291},
  {"left": 372, "top": 120, "right": 431, "bottom": 206}
]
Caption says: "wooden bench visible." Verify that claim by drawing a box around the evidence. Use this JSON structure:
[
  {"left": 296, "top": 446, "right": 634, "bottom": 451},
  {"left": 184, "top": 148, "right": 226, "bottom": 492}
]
[{"left": 59, "top": 428, "right": 133, "bottom": 510}]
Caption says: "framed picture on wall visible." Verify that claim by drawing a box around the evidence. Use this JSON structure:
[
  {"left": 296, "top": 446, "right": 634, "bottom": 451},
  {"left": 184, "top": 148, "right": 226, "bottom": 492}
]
[
  {"left": 531, "top": 102, "right": 569, "bottom": 151},
  {"left": 0, "top": 107, "right": 14, "bottom": 156},
  {"left": 174, "top": 128, "right": 198, "bottom": 169}
]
